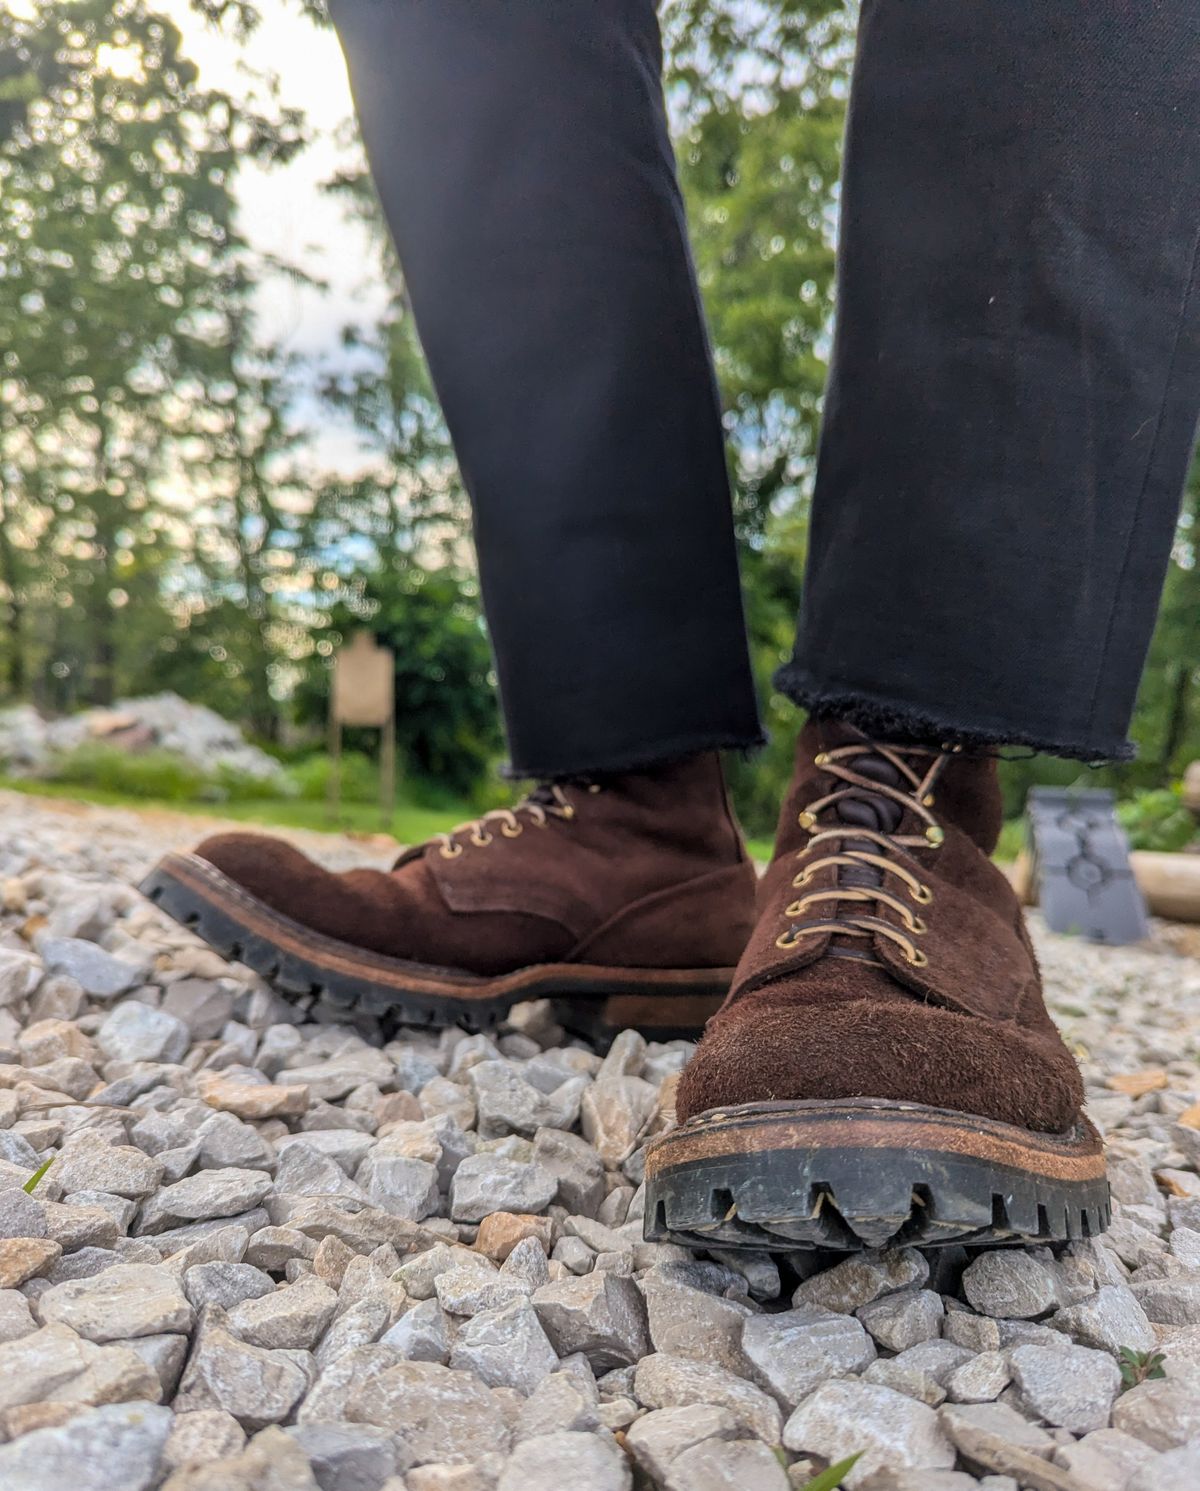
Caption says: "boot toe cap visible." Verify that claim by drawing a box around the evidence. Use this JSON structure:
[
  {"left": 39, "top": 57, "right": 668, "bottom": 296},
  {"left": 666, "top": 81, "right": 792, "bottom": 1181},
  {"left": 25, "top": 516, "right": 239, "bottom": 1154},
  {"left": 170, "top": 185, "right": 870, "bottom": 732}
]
[
  {"left": 194, "top": 832, "right": 328, "bottom": 914},
  {"left": 192, "top": 832, "right": 433, "bottom": 962},
  {"left": 676, "top": 998, "right": 1083, "bottom": 1135}
]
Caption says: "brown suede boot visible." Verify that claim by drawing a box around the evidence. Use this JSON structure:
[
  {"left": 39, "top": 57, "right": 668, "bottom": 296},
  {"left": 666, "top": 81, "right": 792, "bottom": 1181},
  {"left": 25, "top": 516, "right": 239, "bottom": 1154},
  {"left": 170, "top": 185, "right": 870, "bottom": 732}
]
[
  {"left": 141, "top": 753, "right": 756, "bottom": 1041},
  {"left": 645, "top": 723, "right": 1109, "bottom": 1251}
]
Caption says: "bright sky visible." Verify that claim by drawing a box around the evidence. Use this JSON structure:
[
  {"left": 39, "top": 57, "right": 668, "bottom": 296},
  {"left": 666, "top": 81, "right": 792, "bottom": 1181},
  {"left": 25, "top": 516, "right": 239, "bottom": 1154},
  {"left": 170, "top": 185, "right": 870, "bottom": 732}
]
[{"left": 162, "top": 0, "right": 388, "bottom": 468}]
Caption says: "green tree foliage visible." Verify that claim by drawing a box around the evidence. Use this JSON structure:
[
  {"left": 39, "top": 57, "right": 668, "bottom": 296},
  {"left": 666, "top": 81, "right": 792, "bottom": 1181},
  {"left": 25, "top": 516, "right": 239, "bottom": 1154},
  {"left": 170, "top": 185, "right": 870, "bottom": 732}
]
[
  {"left": 3, "top": 0, "right": 1199, "bottom": 832},
  {"left": 287, "top": 140, "right": 496, "bottom": 793},
  {"left": 1128, "top": 458, "right": 1200, "bottom": 777},
  {"left": 318, "top": 161, "right": 466, "bottom": 554},
  {"left": 151, "top": 331, "right": 323, "bottom": 740},
  {"left": 0, "top": 0, "right": 301, "bottom": 711},
  {"left": 666, "top": 0, "right": 852, "bottom": 535}
]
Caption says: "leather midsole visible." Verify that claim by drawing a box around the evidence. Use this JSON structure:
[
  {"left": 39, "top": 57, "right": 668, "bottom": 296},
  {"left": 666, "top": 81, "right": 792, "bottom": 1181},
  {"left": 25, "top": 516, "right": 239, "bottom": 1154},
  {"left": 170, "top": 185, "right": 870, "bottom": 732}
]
[
  {"left": 646, "top": 1098, "right": 1106, "bottom": 1183},
  {"left": 146, "top": 853, "right": 733, "bottom": 1006}
]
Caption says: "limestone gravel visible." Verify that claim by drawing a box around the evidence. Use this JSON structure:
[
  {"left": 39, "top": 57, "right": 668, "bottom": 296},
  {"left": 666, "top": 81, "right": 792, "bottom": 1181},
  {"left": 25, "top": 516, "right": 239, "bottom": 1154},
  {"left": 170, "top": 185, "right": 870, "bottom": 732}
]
[
  {"left": 448, "top": 1298, "right": 560, "bottom": 1394},
  {"left": 350, "top": 1359, "right": 510, "bottom": 1463},
  {"left": 0, "top": 796, "right": 1198, "bottom": 1485},
  {"left": 39, "top": 1262, "right": 193, "bottom": 1341},
  {"left": 665, "top": 1436, "right": 790, "bottom": 1491},
  {"left": 960, "top": 1250, "right": 1063, "bottom": 1319},
  {"left": 1008, "top": 1340, "right": 1122, "bottom": 1432},
  {"left": 533, "top": 1270, "right": 650, "bottom": 1370},
  {"left": 784, "top": 1379, "right": 956, "bottom": 1488},
  {"left": 741, "top": 1304, "right": 876, "bottom": 1406},
  {"left": 634, "top": 1353, "right": 783, "bottom": 1442},
  {"left": 623, "top": 1404, "right": 741, "bottom": 1481},
  {"left": 0, "top": 1401, "right": 174, "bottom": 1491}
]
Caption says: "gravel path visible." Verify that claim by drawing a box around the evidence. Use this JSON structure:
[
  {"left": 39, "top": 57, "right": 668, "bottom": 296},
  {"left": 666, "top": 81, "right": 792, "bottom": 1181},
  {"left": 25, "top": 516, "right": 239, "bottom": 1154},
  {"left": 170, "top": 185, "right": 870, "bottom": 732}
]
[{"left": 0, "top": 790, "right": 1198, "bottom": 1491}]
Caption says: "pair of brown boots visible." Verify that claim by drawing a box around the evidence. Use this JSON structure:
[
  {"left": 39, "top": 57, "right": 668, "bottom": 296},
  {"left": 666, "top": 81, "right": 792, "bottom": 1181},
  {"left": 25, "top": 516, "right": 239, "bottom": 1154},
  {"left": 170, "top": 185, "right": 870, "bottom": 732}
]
[{"left": 143, "top": 725, "right": 1107, "bottom": 1251}]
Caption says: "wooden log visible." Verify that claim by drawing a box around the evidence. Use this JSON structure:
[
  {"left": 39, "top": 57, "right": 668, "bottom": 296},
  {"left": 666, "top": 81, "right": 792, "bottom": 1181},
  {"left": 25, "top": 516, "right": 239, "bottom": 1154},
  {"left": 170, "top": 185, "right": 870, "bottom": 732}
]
[
  {"left": 1184, "top": 760, "right": 1200, "bottom": 816},
  {"left": 1128, "top": 850, "right": 1200, "bottom": 923},
  {"left": 1008, "top": 847, "right": 1200, "bottom": 923}
]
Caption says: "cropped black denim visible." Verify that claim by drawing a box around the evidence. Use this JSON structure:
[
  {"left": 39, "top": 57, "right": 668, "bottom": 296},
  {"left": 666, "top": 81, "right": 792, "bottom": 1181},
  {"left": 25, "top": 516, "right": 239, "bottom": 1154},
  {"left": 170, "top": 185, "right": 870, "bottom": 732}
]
[{"left": 330, "top": 0, "right": 1200, "bottom": 774}]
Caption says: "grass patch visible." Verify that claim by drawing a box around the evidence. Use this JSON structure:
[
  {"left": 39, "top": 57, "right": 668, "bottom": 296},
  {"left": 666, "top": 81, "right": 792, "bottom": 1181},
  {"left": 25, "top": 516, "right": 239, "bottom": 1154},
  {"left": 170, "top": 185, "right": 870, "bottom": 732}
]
[
  {"left": 1118, "top": 1346, "right": 1166, "bottom": 1390},
  {"left": 23, "top": 1156, "right": 54, "bottom": 1194},
  {"left": 995, "top": 817, "right": 1025, "bottom": 864},
  {"left": 48, "top": 742, "right": 288, "bottom": 805},
  {"left": 796, "top": 1454, "right": 864, "bottom": 1491},
  {"left": 0, "top": 773, "right": 471, "bottom": 847}
]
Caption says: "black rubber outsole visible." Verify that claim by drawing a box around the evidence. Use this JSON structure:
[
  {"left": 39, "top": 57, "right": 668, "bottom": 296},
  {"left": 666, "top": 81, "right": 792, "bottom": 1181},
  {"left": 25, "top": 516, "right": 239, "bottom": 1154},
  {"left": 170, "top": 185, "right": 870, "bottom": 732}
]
[
  {"left": 644, "top": 1099, "right": 1110, "bottom": 1251},
  {"left": 140, "top": 855, "right": 725, "bottom": 1045}
]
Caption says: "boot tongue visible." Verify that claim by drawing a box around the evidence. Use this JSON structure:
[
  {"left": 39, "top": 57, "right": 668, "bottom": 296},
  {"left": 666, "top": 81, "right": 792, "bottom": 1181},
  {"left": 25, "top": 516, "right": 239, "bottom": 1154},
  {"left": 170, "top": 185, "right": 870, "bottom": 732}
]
[
  {"left": 526, "top": 775, "right": 596, "bottom": 806},
  {"left": 837, "top": 793, "right": 902, "bottom": 834},
  {"left": 832, "top": 751, "right": 907, "bottom": 891},
  {"left": 834, "top": 753, "right": 906, "bottom": 835}
]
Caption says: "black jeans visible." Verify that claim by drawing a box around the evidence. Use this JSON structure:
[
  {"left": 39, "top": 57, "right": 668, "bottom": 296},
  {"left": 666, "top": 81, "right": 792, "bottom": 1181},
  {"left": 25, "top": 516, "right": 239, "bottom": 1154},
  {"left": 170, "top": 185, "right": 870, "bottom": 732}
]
[{"left": 329, "top": 0, "right": 1200, "bottom": 776}]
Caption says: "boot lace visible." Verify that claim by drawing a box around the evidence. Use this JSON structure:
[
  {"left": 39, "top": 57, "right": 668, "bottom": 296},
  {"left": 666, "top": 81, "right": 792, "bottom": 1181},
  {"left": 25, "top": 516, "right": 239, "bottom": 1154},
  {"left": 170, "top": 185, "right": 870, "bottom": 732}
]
[
  {"left": 776, "top": 740, "right": 955, "bottom": 968},
  {"left": 435, "top": 781, "right": 598, "bottom": 858}
]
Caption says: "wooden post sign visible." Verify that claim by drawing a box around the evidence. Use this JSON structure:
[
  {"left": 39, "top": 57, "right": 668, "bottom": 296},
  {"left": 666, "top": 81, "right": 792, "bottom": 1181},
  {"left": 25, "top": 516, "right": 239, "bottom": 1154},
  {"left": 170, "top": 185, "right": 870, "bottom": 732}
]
[{"left": 328, "top": 630, "right": 396, "bottom": 828}]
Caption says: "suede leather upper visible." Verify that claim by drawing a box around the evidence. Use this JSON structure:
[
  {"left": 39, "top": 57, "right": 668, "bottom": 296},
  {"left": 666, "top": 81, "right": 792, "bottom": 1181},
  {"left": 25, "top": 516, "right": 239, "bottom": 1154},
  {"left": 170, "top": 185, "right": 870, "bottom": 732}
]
[
  {"left": 194, "top": 753, "right": 756, "bottom": 978},
  {"left": 676, "top": 723, "right": 1086, "bottom": 1134}
]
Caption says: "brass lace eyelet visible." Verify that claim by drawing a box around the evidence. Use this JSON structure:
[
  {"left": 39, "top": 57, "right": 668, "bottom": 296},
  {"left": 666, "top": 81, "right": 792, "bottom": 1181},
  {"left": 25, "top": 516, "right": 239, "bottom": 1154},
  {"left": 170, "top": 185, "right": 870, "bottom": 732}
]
[
  {"left": 907, "top": 948, "right": 929, "bottom": 968},
  {"left": 469, "top": 831, "right": 493, "bottom": 848},
  {"left": 775, "top": 930, "right": 801, "bottom": 951},
  {"left": 912, "top": 883, "right": 933, "bottom": 905},
  {"left": 925, "top": 826, "right": 945, "bottom": 848},
  {"left": 798, "top": 810, "right": 818, "bottom": 832},
  {"left": 910, "top": 916, "right": 927, "bottom": 935},
  {"left": 559, "top": 804, "right": 576, "bottom": 821},
  {"left": 784, "top": 899, "right": 805, "bottom": 918},
  {"left": 792, "top": 871, "right": 811, "bottom": 889},
  {"left": 439, "top": 843, "right": 463, "bottom": 860},
  {"left": 501, "top": 823, "right": 522, "bottom": 838}
]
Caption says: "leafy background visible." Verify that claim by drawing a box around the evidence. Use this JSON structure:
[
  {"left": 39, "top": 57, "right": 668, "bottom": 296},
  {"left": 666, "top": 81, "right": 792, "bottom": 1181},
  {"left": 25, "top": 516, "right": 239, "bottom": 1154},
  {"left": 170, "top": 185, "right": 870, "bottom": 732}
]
[{"left": 2, "top": 0, "right": 1198, "bottom": 841}]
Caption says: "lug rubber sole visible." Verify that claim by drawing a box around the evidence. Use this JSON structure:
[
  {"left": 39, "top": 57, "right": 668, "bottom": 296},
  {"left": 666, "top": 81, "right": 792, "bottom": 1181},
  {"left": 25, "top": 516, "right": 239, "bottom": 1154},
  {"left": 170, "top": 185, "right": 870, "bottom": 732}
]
[
  {"left": 644, "top": 1097, "right": 1109, "bottom": 1251},
  {"left": 140, "top": 853, "right": 728, "bottom": 1042}
]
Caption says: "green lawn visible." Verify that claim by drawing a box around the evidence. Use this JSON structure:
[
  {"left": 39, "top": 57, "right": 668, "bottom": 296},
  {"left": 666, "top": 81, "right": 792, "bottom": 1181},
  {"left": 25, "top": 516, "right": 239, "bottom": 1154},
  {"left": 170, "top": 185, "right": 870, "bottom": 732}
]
[{"left": 0, "top": 774, "right": 471, "bottom": 847}]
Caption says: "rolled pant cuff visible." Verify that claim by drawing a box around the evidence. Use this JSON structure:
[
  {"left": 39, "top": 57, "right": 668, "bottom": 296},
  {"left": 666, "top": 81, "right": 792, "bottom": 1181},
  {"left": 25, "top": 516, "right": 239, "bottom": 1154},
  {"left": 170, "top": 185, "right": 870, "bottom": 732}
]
[
  {"left": 504, "top": 727, "right": 768, "bottom": 782},
  {"left": 774, "top": 666, "right": 1135, "bottom": 764}
]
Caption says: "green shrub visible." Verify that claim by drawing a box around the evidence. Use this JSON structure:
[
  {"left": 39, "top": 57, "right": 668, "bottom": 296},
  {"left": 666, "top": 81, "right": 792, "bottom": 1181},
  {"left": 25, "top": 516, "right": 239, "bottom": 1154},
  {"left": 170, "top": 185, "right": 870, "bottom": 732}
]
[
  {"left": 212, "top": 763, "right": 292, "bottom": 803},
  {"left": 48, "top": 743, "right": 210, "bottom": 802},
  {"left": 286, "top": 751, "right": 380, "bottom": 804},
  {"left": 1116, "top": 786, "right": 1197, "bottom": 852},
  {"left": 44, "top": 743, "right": 292, "bottom": 805}
]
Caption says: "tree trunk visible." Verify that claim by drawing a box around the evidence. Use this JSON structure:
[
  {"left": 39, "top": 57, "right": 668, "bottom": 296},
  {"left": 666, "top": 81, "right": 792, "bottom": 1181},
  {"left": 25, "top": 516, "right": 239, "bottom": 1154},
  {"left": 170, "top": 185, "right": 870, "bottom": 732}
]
[
  {"left": 0, "top": 493, "right": 26, "bottom": 696},
  {"left": 1163, "top": 660, "right": 1192, "bottom": 773}
]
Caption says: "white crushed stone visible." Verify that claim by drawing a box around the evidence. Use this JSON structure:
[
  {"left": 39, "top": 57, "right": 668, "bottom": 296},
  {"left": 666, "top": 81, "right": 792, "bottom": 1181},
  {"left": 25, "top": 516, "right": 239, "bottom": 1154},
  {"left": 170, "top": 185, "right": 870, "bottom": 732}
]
[{"left": 0, "top": 795, "right": 1195, "bottom": 1486}]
